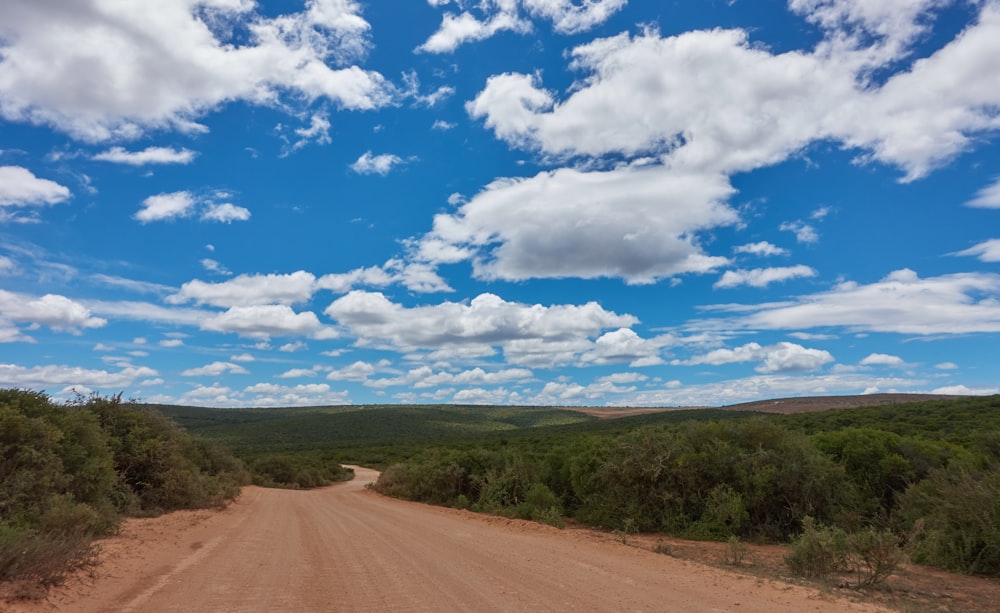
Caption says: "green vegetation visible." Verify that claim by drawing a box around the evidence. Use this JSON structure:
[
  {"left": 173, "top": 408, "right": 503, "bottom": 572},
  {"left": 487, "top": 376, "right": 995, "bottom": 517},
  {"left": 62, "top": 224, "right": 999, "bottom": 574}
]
[
  {"left": 356, "top": 396, "right": 998, "bottom": 580},
  {"left": 0, "top": 390, "right": 248, "bottom": 592},
  {"left": 8, "top": 389, "right": 999, "bottom": 593}
]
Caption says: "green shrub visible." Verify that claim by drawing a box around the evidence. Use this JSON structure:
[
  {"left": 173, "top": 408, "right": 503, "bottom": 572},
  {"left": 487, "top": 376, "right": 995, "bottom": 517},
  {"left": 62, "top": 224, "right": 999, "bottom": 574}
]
[
  {"left": 898, "top": 463, "right": 1000, "bottom": 575},
  {"left": 785, "top": 518, "right": 848, "bottom": 578},
  {"left": 846, "top": 527, "right": 903, "bottom": 587}
]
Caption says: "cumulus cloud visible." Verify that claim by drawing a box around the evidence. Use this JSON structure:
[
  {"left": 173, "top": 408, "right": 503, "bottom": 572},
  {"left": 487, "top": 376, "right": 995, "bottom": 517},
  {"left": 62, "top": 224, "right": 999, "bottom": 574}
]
[
  {"left": 317, "top": 260, "right": 452, "bottom": 294},
  {"left": 734, "top": 242, "right": 788, "bottom": 257},
  {"left": 0, "top": 0, "right": 391, "bottom": 141},
  {"left": 622, "top": 373, "right": 923, "bottom": 407},
  {"left": 416, "top": 0, "right": 625, "bottom": 53},
  {"left": 169, "top": 271, "right": 317, "bottom": 307},
  {"left": 136, "top": 191, "right": 251, "bottom": 224},
  {"left": 952, "top": 238, "right": 1000, "bottom": 262},
  {"left": 134, "top": 191, "right": 197, "bottom": 223},
  {"left": 416, "top": 10, "right": 532, "bottom": 53},
  {"left": 92, "top": 146, "right": 197, "bottom": 165},
  {"left": 468, "top": 6, "right": 1000, "bottom": 180},
  {"left": 201, "top": 202, "right": 251, "bottom": 223},
  {"left": 417, "top": 165, "right": 736, "bottom": 284},
  {"left": 202, "top": 304, "right": 334, "bottom": 339},
  {"left": 780, "top": 221, "right": 820, "bottom": 244},
  {"left": 349, "top": 151, "right": 406, "bottom": 175},
  {"left": 860, "top": 353, "right": 904, "bottom": 366},
  {"left": 325, "top": 291, "right": 639, "bottom": 366},
  {"left": 0, "top": 362, "right": 157, "bottom": 389},
  {"left": 0, "top": 289, "right": 106, "bottom": 333},
  {"left": 706, "top": 269, "right": 1000, "bottom": 335},
  {"left": 714, "top": 265, "right": 817, "bottom": 289},
  {"left": 681, "top": 341, "right": 834, "bottom": 373},
  {"left": 579, "top": 328, "right": 670, "bottom": 367},
  {"left": 326, "top": 360, "right": 385, "bottom": 381},
  {"left": 181, "top": 361, "right": 250, "bottom": 377},
  {"left": 241, "top": 382, "right": 349, "bottom": 407},
  {"left": 0, "top": 166, "right": 71, "bottom": 207}
]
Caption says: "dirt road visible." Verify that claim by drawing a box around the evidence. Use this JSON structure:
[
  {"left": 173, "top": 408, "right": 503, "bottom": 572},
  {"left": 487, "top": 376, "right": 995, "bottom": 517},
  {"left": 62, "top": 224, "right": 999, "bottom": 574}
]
[{"left": 15, "top": 467, "right": 887, "bottom": 612}]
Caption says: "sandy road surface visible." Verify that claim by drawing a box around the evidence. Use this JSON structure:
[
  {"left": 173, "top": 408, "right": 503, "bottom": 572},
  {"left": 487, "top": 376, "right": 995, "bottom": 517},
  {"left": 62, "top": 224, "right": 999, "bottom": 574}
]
[{"left": 13, "top": 467, "right": 887, "bottom": 613}]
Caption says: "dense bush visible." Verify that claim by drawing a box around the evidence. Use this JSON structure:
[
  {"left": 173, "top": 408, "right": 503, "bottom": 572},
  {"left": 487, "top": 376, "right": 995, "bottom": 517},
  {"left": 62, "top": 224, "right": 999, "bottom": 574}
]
[
  {"left": 369, "top": 401, "right": 1000, "bottom": 579},
  {"left": 250, "top": 453, "right": 352, "bottom": 489},
  {"left": 573, "top": 420, "right": 852, "bottom": 539}
]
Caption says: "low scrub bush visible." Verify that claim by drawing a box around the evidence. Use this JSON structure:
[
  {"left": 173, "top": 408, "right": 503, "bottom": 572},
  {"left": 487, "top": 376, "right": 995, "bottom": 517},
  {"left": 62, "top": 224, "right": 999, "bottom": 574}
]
[
  {"left": 785, "top": 518, "right": 849, "bottom": 578},
  {"left": 786, "top": 518, "right": 902, "bottom": 586}
]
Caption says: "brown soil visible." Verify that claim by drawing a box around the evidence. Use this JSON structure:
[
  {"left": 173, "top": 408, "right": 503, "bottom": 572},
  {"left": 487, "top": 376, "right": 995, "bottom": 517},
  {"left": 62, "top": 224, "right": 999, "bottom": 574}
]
[
  {"left": 564, "top": 393, "right": 967, "bottom": 419},
  {"left": 2, "top": 468, "right": 912, "bottom": 613}
]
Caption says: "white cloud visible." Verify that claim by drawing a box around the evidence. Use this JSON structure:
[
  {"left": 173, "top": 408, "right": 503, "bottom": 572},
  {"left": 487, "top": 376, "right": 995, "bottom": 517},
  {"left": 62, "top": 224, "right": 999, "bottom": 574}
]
[
  {"left": 967, "top": 177, "right": 1000, "bottom": 208},
  {"left": 0, "top": 362, "right": 157, "bottom": 389},
  {"left": 780, "top": 221, "right": 819, "bottom": 244},
  {"left": 350, "top": 151, "right": 406, "bottom": 175},
  {"left": 92, "top": 146, "right": 197, "bottom": 165},
  {"left": 734, "top": 242, "right": 788, "bottom": 257},
  {"left": 714, "top": 265, "right": 817, "bottom": 289},
  {"left": 416, "top": 0, "right": 625, "bottom": 53},
  {"left": 467, "top": 7, "right": 1000, "bottom": 181},
  {"left": 0, "top": 0, "right": 391, "bottom": 141},
  {"left": 279, "top": 341, "right": 308, "bottom": 352},
  {"left": 522, "top": 0, "right": 628, "bottom": 34},
  {"left": 711, "top": 269, "right": 1000, "bottom": 335},
  {"left": 201, "top": 258, "right": 232, "bottom": 276},
  {"left": 860, "top": 353, "right": 904, "bottom": 366},
  {"left": 325, "top": 291, "right": 637, "bottom": 359},
  {"left": 579, "top": 328, "right": 670, "bottom": 367},
  {"left": 416, "top": 11, "right": 532, "bottom": 54},
  {"left": 317, "top": 260, "right": 452, "bottom": 294},
  {"left": 432, "top": 120, "right": 457, "bottom": 130},
  {"left": 931, "top": 384, "right": 999, "bottom": 395},
  {"left": 230, "top": 353, "right": 255, "bottom": 362},
  {"left": 596, "top": 372, "right": 648, "bottom": 384},
  {"left": 681, "top": 341, "right": 834, "bottom": 373},
  {"left": 833, "top": 4, "right": 1000, "bottom": 181},
  {"left": 201, "top": 202, "right": 250, "bottom": 223},
  {"left": 241, "top": 382, "right": 348, "bottom": 407},
  {"left": 169, "top": 271, "right": 317, "bottom": 307},
  {"left": 450, "top": 387, "right": 520, "bottom": 405},
  {"left": 275, "top": 368, "right": 318, "bottom": 379},
  {"left": 953, "top": 239, "right": 1000, "bottom": 262},
  {"left": 91, "top": 274, "right": 174, "bottom": 296},
  {"left": 134, "top": 191, "right": 196, "bottom": 223},
  {"left": 202, "top": 304, "right": 332, "bottom": 339},
  {"left": 409, "top": 366, "right": 533, "bottom": 389},
  {"left": 0, "top": 255, "right": 15, "bottom": 274},
  {"left": 181, "top": 361, "right": 249, "bottom": 377},
  {"left": 282, "top": 112, "right": 333, "bottom": 156},
  {"left": 326, "top": 360, "right": 383, "bottom": 381},
  {"left": 622, "top": 373, "right": 924, "bottom": 407},
  {"left": 0, "top": 166, "right": 71, "bottom": 207},
  {"left": 159, "top": 338, "right": 184, "bottom": 348},
  {"left": 789, "top": 0, "right": 948, "bottom": 62},
  {"left": 0, "top": 289, "right": 106, "bottom": 333},
  {"left": 418, "top": 164, "right": 736, "bottom": 284},
  {"left": 935, "top": 361, "right": 958, "bottom": 370}
]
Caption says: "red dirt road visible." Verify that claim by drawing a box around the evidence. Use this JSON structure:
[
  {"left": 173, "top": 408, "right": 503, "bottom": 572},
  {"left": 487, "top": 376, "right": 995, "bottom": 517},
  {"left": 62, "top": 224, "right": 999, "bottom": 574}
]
[{"left": 14, "top": 467, "right": 888, "bottom": 612}]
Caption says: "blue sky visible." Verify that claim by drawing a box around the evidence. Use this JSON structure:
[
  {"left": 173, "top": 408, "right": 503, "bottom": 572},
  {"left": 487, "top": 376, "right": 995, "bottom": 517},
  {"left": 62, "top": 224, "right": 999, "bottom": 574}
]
[{"left": 2, "top": 0, "right": 999, "bottom": 407}]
